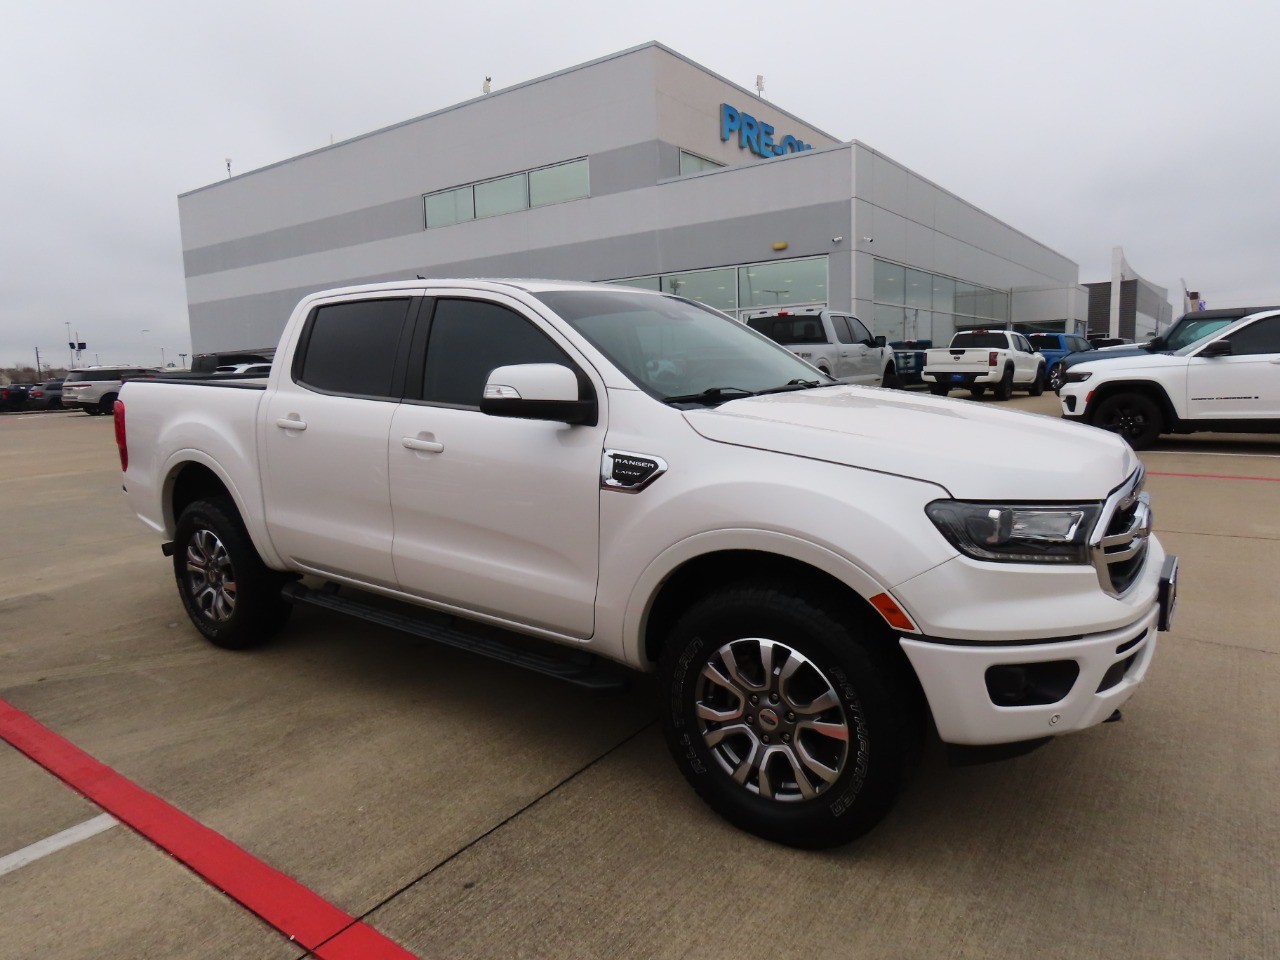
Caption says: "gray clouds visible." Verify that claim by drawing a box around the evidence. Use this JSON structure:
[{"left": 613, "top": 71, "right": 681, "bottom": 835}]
[{"left": 2, "top": 0, "right": 1276, "bottom": 366}]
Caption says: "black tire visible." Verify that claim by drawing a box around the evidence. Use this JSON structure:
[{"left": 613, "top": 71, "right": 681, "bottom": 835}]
[
  {"left": 84, "top": 406, "right": 103, "bottom": 416},
  {"left": 881, "top": 363, "right": 901, "bottom": 390},
  {"left": 658, "top": 581, "right": 920, "bottom": 849},
  {"left": 993, "top": 365, "right": 1014, "bottom": 401},
  {"left": 928, "top": 383, "right": 950, "bottom": 396},
  {"left": 969, "top": 384, "right": 987, "bottom": 398},
  {"left": 1028, "top": 365, "right": 1045, "bottom": 397},
  {"left": 97, "top": 393, "right": 117, "bottom": 416},
  {"left": 173, "top": 496, "right": 291, "bottom": 649},
  {"left": 1091, "top": 392, "right": 1163, "bottom": 450},
  {"left": 1048, "top": 362, "right": 1066, "bottom": 393}
]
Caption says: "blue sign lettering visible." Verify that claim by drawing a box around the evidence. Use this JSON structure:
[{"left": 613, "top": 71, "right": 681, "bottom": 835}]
[{"left": 719, "top": 103, "right": 812, "bottom": 158}]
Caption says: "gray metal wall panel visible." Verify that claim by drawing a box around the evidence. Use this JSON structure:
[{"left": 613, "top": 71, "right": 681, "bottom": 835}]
[{"left": 187, "top": 200, "right": 853, "bottom": 352}]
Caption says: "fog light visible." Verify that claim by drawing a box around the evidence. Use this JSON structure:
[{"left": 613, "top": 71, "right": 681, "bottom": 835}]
[{"left": 985, "top": 661, "right": 1080, "bottom": 706}]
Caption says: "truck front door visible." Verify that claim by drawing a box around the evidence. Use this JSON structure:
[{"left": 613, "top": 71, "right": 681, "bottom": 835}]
[{"left": 387, "top": 294, "right": 604, "bottom": 639}]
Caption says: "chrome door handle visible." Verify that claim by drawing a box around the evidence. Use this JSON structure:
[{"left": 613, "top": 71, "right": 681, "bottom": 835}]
[
  {"left": 276, "top": 417, "right": 307, "bottom": 431},
  {"left": 402, "top": 437, "right": 444, "bottom": 453}
]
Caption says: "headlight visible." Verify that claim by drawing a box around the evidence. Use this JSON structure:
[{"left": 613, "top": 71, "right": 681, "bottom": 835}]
[
  {"left": 925, "top": 500, "right": 1101, "bottom": 564},
  {"left": 1064, "top": 370, "right": 1093, "bottom": 383}
]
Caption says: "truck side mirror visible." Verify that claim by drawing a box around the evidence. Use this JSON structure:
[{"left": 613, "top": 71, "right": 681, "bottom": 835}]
[
  {"left": 480, "top": 363, "right": 597, "bottom": 425},
  {"left": 874, "top": 335, "right": 887, "bottom": 348},
  {"left": 1197, "top": 339, "right": 1233, "bottom": 358}
]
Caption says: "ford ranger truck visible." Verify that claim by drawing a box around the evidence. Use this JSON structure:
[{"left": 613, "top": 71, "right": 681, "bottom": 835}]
[
  {"left": 115, "top": 279, "right": 1176, "bottom": 849},
  {"left": 923, "top": 329, "right": 1046, "bottom": 400}
]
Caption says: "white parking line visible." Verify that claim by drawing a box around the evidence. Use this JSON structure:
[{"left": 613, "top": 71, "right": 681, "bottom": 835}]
[{"left": 0, "top": 813, "right": 117, "bottom": 878}]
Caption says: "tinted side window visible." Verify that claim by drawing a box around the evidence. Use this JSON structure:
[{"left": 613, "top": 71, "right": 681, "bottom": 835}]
[
  {"left": 848, "top": 317, "right": 873, "bottom": 344},
  {"left": 1224, "top": 316, "right": 1280, "bottom": 356},
  {"left": 421, "top": 299, "right": 569, "bottom": 407},
  {"left": 297, "top": 298, "right": 411, "bottom": 398},
  {"left": 832, "top": 316, "right": 854, "bottom": 344}
]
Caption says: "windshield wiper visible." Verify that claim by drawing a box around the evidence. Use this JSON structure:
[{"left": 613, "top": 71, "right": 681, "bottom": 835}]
[
  {"left": 754, "top": 378, "right": 829, "bottom": 396},
  {"left": 662, "top": 386, "right": 757, "bottom": 406}
]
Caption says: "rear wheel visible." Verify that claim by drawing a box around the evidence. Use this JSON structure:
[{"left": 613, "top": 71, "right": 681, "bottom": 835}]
[
  {"left": 97, "top": 393, "right": 117, "bottom": 416},
  {"left": 1092, "top": 392, "right": 1163, "bottom": 450},
  {"left": 173, "top": 496, "right": 291, "bottom": 649},
  {"left": 658, "top": 582, "right": 919, "bottom": 849}
]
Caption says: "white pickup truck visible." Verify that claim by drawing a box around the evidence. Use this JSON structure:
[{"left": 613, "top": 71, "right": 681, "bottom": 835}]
[
  {"left": 1059, "top": 308, "right": 1280, "bottom": 449},
  {"left": 923, "top": 330, "right": 1046, "bottom": 399},
  {"left": 116, "top": 279, "right": 1175, "bottom": 849},
  {"left": 742, "top": 307, "right": 898, "bottom": 386}
]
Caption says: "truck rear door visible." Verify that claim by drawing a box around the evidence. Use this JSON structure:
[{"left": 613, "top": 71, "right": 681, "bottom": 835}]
[{"left": 260, "top": 295, "right": 413, "bottom": 588}]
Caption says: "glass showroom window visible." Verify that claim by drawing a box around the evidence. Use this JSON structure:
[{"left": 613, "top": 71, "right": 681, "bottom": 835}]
[
  {"left": 474, "top": 173, "right": 529, "bottom": 219},
  {"left": 873, "top": 260, "right": 906, "bottom": 305},
  {"left": 739, "top": 257, "right": 827, "bottom": 310},
  {"left": 679, "top": 150, "right": 724, "bottom": 176},
  {"left": 904, "top": 268, "right": 932, "bottom": 310},
  {"left": 931, "top": 274, "right": 955, "bottom": 315},
  {"left": 662, "top": 268, "right": 736, "bottom": 313},
  {"left": 530, "top": 158, "right": 589, "bottom": 207},
  {"left": 424, "top": 186, "right": 475, "bottom": 228}
]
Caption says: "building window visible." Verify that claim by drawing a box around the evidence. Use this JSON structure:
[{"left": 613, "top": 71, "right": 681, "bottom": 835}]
[
  {"left": 606, "top": 255, "right": 828, "bottom": 320},
  {"left": 739, "top": 257, "right": 828, "bottom": 310},
  {"left": 423, "top": 158, "right": 590, "bottom": 229},
  {"left": 474, "top": 173, "right": 528, "bottom": 219},
  {"left": 679, "top": 150, "right": 724, "bottom": 176},
  {"left": 872, "top": 258, "right": 1010, "bottom": 342},
  {"left": 424, "top": 186, "right": 475, "bottom": 228},
  {"left": 530, "top": 158, "right": 589, "bottom": 206}
]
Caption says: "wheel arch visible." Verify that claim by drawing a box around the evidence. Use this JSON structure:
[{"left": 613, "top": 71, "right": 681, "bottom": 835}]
[
  {"left": 1084, "top": 379, "right": 1178, "bottom": 427},
  {"left": 630, "top": 539, "right": 908, "bottom": 672},
  {"left": 161, "top": 454, "right": 285, "bottom": 569}
]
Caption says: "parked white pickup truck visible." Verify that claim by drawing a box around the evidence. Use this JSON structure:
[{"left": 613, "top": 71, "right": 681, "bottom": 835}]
[
  {"left": 923, "top": 330, "right": 1046, "bottom": 400},
  {"left": 742, "top": 307, "right": 898, "bottom": 386},
  {"left": 1059, "top": 308, "right": 1280, "bottom": 449},
  {"left": 116, "top": 279, "right": 1175, "bottom": 848}
]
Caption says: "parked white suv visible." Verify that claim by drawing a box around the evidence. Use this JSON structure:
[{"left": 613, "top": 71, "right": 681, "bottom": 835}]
[
  {"left": 743, "top": 307, "right": 898, "bottom": 386},
  {"left": 62, "top": 366, "right": 159, "bottom": 415},
  {"left": 1059, "top": 309, "right": 1280, "bottom": 448}
]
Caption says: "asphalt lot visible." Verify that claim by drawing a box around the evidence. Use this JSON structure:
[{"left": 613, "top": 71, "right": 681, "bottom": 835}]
[{"left": 2, "top": 398, "right": 1277, "bottom": 960}]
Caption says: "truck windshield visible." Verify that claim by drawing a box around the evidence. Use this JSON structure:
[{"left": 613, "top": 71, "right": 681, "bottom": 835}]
[
  {"left": 534, "top": 290, "right": 831, "bottom": 403},
  {"left": 744, "top": 316, "right": 828, "bottom": 345}
]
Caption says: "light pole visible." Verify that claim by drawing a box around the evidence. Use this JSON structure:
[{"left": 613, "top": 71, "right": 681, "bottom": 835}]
[{"left": 179, "top": 353, "right": 187, "bottom": 369}]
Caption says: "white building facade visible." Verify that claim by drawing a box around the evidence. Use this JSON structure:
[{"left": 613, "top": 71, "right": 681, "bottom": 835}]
[{"left": 179, "top": 42, "right": 1087, "bottom": 352}]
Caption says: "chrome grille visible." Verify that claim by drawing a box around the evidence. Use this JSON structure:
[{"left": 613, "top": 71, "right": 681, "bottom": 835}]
[{"left": 1090, "top": 467, "right": 1151, "bottom": 597}]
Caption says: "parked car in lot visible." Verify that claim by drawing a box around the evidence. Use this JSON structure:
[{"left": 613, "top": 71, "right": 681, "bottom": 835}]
[
  {"left": 1, "top": 383, "right": 33, "bottom": 411},
  {"left": 63, "top": 366, "right": 159, "bottom": 415},
  {"left": 1054, "top": 306, "right": 1280, "bottom": 391},
  {"left": 1027, "top": 333, "right": 1096, "bottom": 391},
  {"left": 922, "top": 329, "right": 1046, "bottom": 399},
  {"left": 1059, "top": 309, "right": 1280, "bottom": 449},
  {"left": 26, "top": 378, "right": 65, "bottom": 410},
  {"left": 743, "top": 307, "right": 899, "bottom": 386},
  {"left": 117, "top": 279, "right": 1175, "bottom": 849}
]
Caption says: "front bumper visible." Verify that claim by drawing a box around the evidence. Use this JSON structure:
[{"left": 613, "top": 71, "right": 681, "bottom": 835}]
[{"left": 900, "top": 604, "right": 1160, "bottom": 746}]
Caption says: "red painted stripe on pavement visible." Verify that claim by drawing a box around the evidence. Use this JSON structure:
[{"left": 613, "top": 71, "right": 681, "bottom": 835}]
[
  {"left": 0, "top": 698, "right": 419, "bottom": 960},
  {"left": 1148, "top": 470, "right": 1280, "bottom": 482}
]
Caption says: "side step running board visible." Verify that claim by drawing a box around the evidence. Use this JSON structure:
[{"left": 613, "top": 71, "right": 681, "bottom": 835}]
[{"left": 281, "top": 582, "right": 629, "bottom": 693}]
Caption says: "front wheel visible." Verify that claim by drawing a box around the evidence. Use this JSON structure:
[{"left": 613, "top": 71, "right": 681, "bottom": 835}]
[
  {"left": 658, "top": 582, "right": 919, "bottom": 849},
  {"left": 173, "top": 496, "right": 291, "bottom": 649},
  {"left": 1092, "top": 393, "right": 1163, "bottom": 450},
  {"left": 1048, "top": 362, "right": 1066, "bottom": 392},
  {"left": 880, "top": 364, "right": 901, "bottom": 390}
]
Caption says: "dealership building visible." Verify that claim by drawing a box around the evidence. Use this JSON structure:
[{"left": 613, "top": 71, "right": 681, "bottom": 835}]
[{"left": 178, "top": 42, "right": 1093, "bottom": 353}]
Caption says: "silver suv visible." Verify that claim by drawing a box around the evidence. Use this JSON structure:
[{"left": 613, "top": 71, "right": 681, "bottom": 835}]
[{"left": 62, "top": 367, "right": 158, "bottom": 415}]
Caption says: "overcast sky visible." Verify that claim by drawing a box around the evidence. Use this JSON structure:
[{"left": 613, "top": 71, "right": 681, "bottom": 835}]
[{"left": 2, "top": 0, "right": 1276, "bottom": 370}]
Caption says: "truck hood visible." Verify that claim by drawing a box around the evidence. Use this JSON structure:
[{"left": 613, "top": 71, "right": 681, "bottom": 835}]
[
  {"left": 1069, "top": 352, "right": 1188, "bottom": 375},
  {"left": 683, "top": 386, "right": 1138, "bottom": 501}
]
